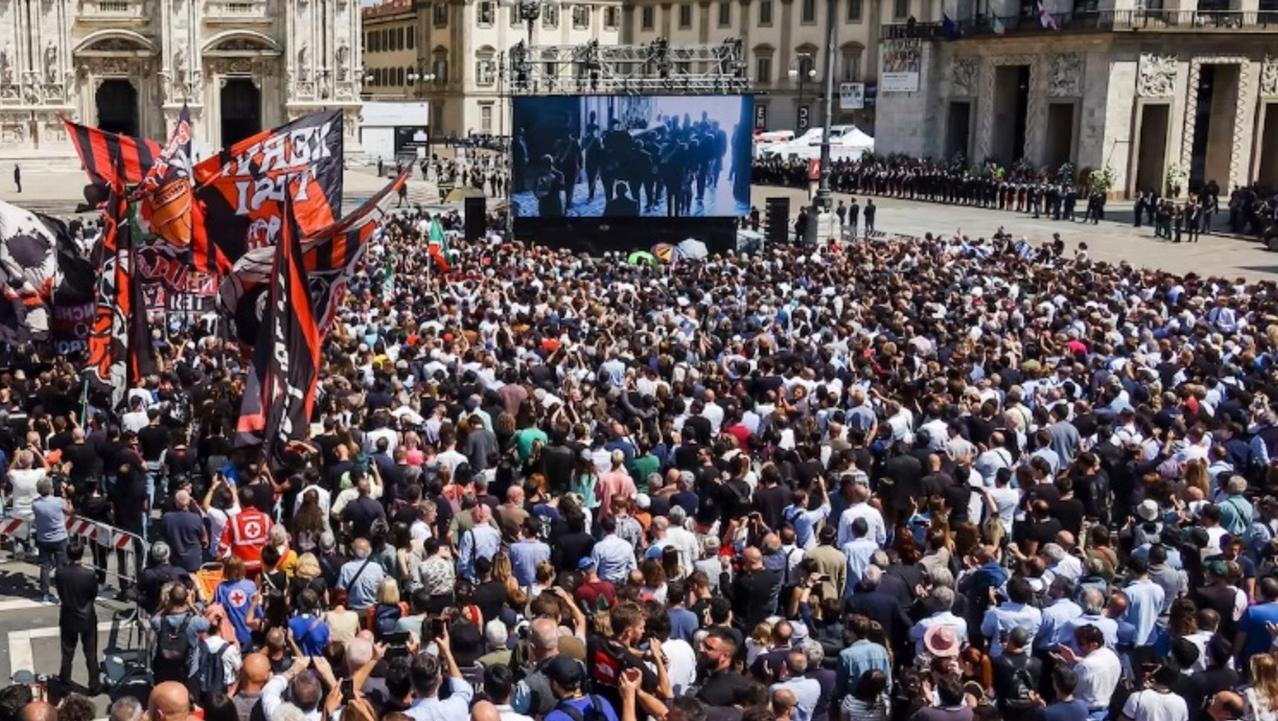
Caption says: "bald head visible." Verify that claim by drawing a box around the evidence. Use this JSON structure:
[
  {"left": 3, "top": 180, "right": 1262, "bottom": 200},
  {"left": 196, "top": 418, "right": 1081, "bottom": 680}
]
[
  {"left": 241, "top": 652, "right": 272, "bottom": 688},
  {"left": 742, "top": 547, "right": 763, "bottom": 569},
  {"left": 148, "top": 682, "right": 191, "bottom": 721},
  {"left": 18, "top": 701, "right": 56, "bottom": 721},
  {"left": 469, "top": 700, "right": 500, "bottom": 721}
]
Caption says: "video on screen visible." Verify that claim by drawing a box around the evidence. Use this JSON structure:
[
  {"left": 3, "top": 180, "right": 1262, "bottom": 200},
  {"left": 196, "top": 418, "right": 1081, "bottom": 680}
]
[{"left": 511, "top": 95, "right": 753, "bottom": 219}]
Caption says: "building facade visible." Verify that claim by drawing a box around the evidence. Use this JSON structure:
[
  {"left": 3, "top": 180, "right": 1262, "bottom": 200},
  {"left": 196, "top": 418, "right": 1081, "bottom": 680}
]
[
  {"left": 364, "top": 0, "right": 620, "bottom": 140},
  {"left": 873, "top": 0, "right": 1278, "bottom": 197},
  {"left": 623, "top": 0, "right": 883, "bottom": 134},
  {"left": 361, "top": 0, "right": 418, "bottom": 100},
  {"left": 0, "top": 0, "right": 363, "bottom": 162}
]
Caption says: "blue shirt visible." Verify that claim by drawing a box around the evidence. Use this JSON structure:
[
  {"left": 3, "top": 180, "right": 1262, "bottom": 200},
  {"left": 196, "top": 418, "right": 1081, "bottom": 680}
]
[
  {"left": 982, "top": 603, "right": 1043, "bottom": 657},
  {"left": 31, "top": 495, "right": 68, "bottom": 544},
  {"left": 288, "top": 613, "right": 330, "bottom": 657},
  {"left": 1037, "top": 598, "right": 1083, "bottom": 650},
  {"left": 214, "top": 579, "right": 260, "bottom": 646},
  {"left": 1238, "top": 601, "right": 1278, "bottom": 658},
  {"left": 591, "top": 534, "right": 637, "bottom": 585},
  {"left": 545, "top": 695, "right": 620, "bottom": 721},
  {"left": 668, "top": 607, "right": 699, "bottom": 643},
  {"left": 457, "top": 524, "right": 502, "bottom": 581},
  {"left": 837, "top": 639, "right": 891, "bottom": 698},
  {"left": 405, "top": 678, "right": 475, "bottom": 721},
  {"left": 509, "top": 539, "right": 551, "bottom": 587},
  {"left": 1043, "top": 699, "right": 1090, "bottom": 721},
  {"left": 151, "top": 611, "right": 211, "bottom": 676},
  {"left": 1122, "top": 579, "right": 1166, "bottom": 646}
]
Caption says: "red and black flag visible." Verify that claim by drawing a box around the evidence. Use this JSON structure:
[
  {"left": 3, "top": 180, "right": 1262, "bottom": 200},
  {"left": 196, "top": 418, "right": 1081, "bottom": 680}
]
[
  {"left": 235, "top": 192, "right": 322, "bottom": 459},
  {"left": 63, "top": 118, "right": 163, "bottom": 190},
  {"left": 192, "top": 111, "right": 344, "bottom": 275},
  {"left": 134, "top": 104, "right": 195, "bottom": 252},
  {"left": 217, "top": 171, "right": 405, "bottom": 351}
]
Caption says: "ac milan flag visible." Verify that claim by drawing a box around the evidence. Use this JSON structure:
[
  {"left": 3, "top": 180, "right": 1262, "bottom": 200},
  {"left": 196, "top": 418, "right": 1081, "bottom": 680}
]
[
  {"left": 218, "top": 171, "right": 406, "bottom": 351},
  {"left": 0, "top": 201, "right": 84, "bottom": 343},
  {"left": 192, "top": 111, "right": 344, "bottom": 275},
  {"left": 63, "top": 118, "right": 162, "bottom": 190},
  {"left": 134, "top": 104, "right": 195, "bottom": 252},
  {"left": 235, "top": 192, "right": 322, "bottom": 459}
]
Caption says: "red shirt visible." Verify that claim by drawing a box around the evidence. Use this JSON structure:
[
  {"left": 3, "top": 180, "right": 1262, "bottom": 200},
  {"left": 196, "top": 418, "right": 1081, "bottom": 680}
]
[{"left": 218, "top": 507, "right": 272, "bottom": 572}]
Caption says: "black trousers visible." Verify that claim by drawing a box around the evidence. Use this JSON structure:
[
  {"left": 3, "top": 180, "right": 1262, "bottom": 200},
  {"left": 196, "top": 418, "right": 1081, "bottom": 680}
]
[{"left": 59, "top": 622, "right": 100, "bottom": 687}]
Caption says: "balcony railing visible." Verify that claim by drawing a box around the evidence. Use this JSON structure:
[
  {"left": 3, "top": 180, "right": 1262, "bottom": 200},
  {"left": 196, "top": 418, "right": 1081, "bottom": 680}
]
[
  {"left": 882, "top": 9, "right": 1278, "bottom": 38},
  {"left": 205, "top": 0, "right": 268, "bottom": 21},
  {"left": 79, "top": 0, "right": 146, "bottom": 20}
]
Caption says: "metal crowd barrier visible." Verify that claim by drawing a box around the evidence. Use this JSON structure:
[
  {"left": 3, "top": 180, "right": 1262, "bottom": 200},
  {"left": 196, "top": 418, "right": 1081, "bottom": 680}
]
[{"left": 0, "top": 514, "right": 150, "bottom": 586}]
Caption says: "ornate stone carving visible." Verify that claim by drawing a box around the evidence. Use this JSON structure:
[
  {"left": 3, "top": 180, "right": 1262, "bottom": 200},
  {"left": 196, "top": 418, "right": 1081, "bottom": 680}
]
[
  {"left": 1262, "top": 56, "right": 1278, "bottom": 98},
  {"left": 335, "top": 44, "right": 349, "bottom": 81},
  {"left": 0, "top": 45, "right": 12, "bottom": 86},
  {"left": 951, "top": 57, "right": 976, "bottom": 97},
  {"left": 1048, "top": 53, "right": 1082, "bottom": 97},
  {"left": 43, "top": 41, "right": 57, "bottom": 84},
  {"left": 1137, "top": 53, "right": 1177, "bottom": 97},
  {"left": 977, "top": 55, "right": 1040, "bottom": 163},
  {"left": 1, "top": 122, "right": 25, "bottom": 144},
  {"left": 297, "top": 44, "right": 309, "bottom": 81},
  {"left": 1180, "top": 56, "right": 1252, "bottom": 190}
]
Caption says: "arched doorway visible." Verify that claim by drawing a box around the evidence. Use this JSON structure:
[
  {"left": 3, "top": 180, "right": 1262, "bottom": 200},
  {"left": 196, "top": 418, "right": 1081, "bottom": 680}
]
[
  {"left": 96, "top": 80, "right": 138, "bottom": 136},
  {"left": 221, "top": 79, "right": 261, "bottom": 146}
]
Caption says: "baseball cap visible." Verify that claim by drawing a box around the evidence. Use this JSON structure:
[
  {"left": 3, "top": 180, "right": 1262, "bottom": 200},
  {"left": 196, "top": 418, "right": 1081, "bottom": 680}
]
[
  {"left": 577, "top": 557, "right": 597, "bottom": 571},
  {"left": 543, "top": 655, "right": 586, "bottom": 688}
]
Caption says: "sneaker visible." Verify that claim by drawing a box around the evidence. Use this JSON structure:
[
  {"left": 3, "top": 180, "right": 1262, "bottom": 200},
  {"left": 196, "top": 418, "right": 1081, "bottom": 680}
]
[{"left": 40, "top": 594, "right": 58, "bottom": 605}]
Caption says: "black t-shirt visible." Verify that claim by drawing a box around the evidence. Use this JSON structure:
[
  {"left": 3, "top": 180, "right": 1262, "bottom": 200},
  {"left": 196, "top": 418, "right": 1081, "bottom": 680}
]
[
  {"left": 63, "top": 442, "right": 100, "bottom": 484},
  {"left": 1049, "top": 497, "right": 1086, "bottom": 537},
  {"left": 343, "top": 496, "right": 386, "bottom": 541},
  {"left": 472, "top": 580, "right": 508, "bottom": 621},
  {"left": 138, "top": 425, "right": 170, "bottom": 462},
  {"left": 246, "top": 480, "right": 276, "bottom": 515}
]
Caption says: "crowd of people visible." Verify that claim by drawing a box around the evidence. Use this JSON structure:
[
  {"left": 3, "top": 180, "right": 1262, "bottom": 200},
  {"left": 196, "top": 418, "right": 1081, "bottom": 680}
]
[
  {"left": 7, "top": 209, "right": 1278, "bottom": 721},
  {"left": 754, "top": 155, "right": 1278, "bottom": 241}
]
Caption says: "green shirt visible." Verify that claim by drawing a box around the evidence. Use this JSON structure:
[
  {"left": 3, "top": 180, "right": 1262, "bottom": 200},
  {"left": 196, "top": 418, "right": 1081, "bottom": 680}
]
[
  {"left": 515, "top": 427, "right": 549, "bottom": 464},
  {"left": 629, "top": 453, "right": 660, "bottom": 493}
]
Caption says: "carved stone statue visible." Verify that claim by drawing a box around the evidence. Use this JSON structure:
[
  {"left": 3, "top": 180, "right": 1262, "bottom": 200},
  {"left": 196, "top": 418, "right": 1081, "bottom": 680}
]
[
  {"left": 0, "top": 45, "right": 12, "bottom": 86},
  {"left": 1262, "top": 56, "right": 1278, "bottom": 98},
  {"left": 951, "top": 57, "right": 977, "bottom": 97},
  {"left": 1137, "top": 53, "right": 1177, "bottom": 98},
  {"left": 173, "top": 43, "right": 188, "bottom": 93},
  {"left": 1048, "top": 53, "right": 1082, "bottom": 97},
  {"left": 335, "top": 44, "right": 349, "bottom": 81},
  {"left": 43, "top": 42, "right": 57, "bottom": 84},
  {"left": 297, "top": 44, "right": 309, "bottom": 81}
]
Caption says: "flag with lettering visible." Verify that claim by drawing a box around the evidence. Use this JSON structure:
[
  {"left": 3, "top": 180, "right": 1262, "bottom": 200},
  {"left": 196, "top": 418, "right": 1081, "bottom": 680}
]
[
  {"left": 192, "top": 111, "right": 344, "bottom": 274},
  {"left": 235, "top": 192, "right": 322, "bottom": 459}
]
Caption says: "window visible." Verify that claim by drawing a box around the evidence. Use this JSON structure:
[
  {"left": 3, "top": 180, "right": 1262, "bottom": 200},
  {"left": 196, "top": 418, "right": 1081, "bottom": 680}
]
[
  {"left": 759, "top": 0, "right": 773, "bottom": 25},
  {"left": 476, "top": 49, "right": 496, "bottom": 85},
  {"left": 542, "top": 3, "right": 558, "bottom": 26},
  {"left": 796, "top": 49, "right": 816, "bottom": 80},
  {"left": 847, "top": 0, "right": 862, "bottom": 21},
  {"left": 509, "top": 3, "right": 520, "bottom": 26},
  {"left": 396, "top": 67, "right": 404, "bottom": 86},
  {"left": 433, "top": 49, "right": 448, "bottom": 83},
  {"left": 841, "top": 45, "right": 862, "bottom": 80},
  {"left": 480, "top": 104, "right": 493, "bottom": 133},
  {"left": 478, "top": 1, "right": 494, "bottom": 25},
  {"left": 641, "top": 5, "right": 655, "bottom": 29},
  {"left": 755, "top": 55, "right": 772, "bottom": 84},
  {"left": 398, "top": 27, "right": 405, "bottom": 50},
  {"left": 604, "top": 6, "right": 619, "bottom": 28},
  {"left": 718, "top": 1, "right": 731, "bottom": 26},
  {"left": 801, "top": 0, "right": 816, "bottom": 22},
  {"left": 407, "top": 28, "right": 414, "bottom": 48},
  {"left": 433, "top": 3, "right": 447, "bottom": 26},
  {"left": 678, "top": 3, "right": 692, "bottom": 27},
  {"left": 572, "top": 4, "right": 589, "bottom": 28},
  {"left": 893, "top": 0, "right": 908, "bottom": 18}
]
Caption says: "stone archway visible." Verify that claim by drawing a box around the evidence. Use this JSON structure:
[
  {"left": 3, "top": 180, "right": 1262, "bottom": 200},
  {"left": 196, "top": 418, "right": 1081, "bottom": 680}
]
[
  {"left": 73, "top": 31, "right": 160, "bottom": 139},
  {"left": 95, "top": 79, "right": 138, "bottom": 135},
  {"left": 202, "top": 31, "right": 282, "bottom": 148}
]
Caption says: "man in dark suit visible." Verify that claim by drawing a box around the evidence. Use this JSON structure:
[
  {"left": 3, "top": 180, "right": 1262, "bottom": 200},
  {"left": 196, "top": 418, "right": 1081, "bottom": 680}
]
[
  {"left": 720, "top": 547, "right": 781, "bottom": 631},
  {"left": 56, "top": 538, "right": 102, "bottom": 694}
]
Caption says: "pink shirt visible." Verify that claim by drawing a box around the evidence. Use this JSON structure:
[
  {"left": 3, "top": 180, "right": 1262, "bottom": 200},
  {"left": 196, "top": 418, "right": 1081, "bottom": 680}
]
[{"left": 596, "top": 470, "right": 636, "bottom": 516}]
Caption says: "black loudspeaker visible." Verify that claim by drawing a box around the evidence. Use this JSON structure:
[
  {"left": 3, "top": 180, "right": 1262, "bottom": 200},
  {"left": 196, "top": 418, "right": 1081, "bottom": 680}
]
[
  {"left": 765, "top": 196, "right": 790, "bottom": 245},
  {"left": 464, "top": 196, "right": 486, "bottom": 241}
]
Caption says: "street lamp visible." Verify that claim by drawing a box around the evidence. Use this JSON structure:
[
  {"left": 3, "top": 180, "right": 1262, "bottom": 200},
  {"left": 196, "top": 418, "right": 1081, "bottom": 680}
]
[
  {"left": 788, "top": 58, "right": 817, "bottom": 134},
  {"left": 804, "top": 0, "right": 839, "bottom": 246},
  {"left": 407, "top": 69, "right": 437, "bottom": 98},
  {"left": 500, "top": 0, "right": 559, "bottom": 49}
]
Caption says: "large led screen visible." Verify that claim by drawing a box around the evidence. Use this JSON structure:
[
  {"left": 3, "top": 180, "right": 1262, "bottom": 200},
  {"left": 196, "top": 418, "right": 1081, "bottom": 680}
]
[{"left": 511, "top": 95, "right": 754, "bottom": 219}]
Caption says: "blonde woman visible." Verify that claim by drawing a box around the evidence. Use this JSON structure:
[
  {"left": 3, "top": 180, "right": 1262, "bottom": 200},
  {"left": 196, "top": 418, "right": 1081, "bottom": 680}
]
[
  {"left": 491, "top": 551, "right": 519, "bottom": 597},
  {"left": 1246, "top": 654, "right": 1278, "bottom": 721}
]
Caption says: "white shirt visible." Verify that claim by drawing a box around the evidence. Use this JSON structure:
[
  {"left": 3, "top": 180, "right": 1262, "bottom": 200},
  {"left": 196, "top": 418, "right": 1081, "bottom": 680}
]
[
  {"left": 837, "top": 502, "right": 886, "bottom": 547},
  {"left": 1121, "top": 688, "right": 1188, "bottom": 721},
  {"left": 660, "top": 638, "right": 698, "bottom": 696},
  {"left": 1074, "top": 647, "right": 1122, "bottom": 710},
  {"left": 7, "top": 469, "right": 45, "bottom": 521},
  {"left": 666, "top": 526, "right": 701, "bottom": 575},
  {"left": 771, "top": 677, "right": 822, "bottom": 721}
]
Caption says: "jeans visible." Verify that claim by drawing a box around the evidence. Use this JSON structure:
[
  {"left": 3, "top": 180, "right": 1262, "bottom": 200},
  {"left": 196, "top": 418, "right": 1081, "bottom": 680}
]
[{"left": 36, "top": 538, "right": 68, "bottom": 597}]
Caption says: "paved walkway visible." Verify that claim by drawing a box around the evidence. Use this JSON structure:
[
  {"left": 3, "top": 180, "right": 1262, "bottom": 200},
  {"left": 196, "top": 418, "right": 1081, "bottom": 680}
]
[{"left": 749, "top": 186, "right": 1278, "bottom": 280}]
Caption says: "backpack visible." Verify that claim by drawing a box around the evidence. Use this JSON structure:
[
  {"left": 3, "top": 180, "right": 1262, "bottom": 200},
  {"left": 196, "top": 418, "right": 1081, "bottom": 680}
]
[
  {"left": 374, "top": 604, "right": 402, "bottom": 640},
  {"left": 195, "top": 642, "right": 230, "bottom": 695},
  {"left": 553, "top": 695, "right": 608, "bottom": 721},
  {"left": 156, "top": 614, "right": 194, "bottom": 667}
]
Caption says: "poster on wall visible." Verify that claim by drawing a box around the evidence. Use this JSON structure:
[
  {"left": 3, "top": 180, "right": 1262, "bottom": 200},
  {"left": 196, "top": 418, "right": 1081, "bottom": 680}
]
[
  {"left": 881, "top": 38, "right": 922, "bottom": 93},
  {"left": 839, "top": 83, "right": 866, "bottom": 110}
]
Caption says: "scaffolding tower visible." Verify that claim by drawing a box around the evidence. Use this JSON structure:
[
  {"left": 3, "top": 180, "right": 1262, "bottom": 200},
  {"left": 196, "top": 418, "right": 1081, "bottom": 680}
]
[{"left": 506, "top": 39, "right": 750, "bottom": 96}]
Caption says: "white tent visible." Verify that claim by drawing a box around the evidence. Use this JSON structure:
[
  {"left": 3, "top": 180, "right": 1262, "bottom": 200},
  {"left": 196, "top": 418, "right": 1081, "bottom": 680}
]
[{"left": 784, "top": 127, "right": 875, "bottom": 161}]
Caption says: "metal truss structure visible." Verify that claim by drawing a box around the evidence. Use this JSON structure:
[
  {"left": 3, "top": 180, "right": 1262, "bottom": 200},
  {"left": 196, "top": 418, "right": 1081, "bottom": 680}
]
[{"left": 506, "top": 39, "right": 750, "bottom": 95}]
